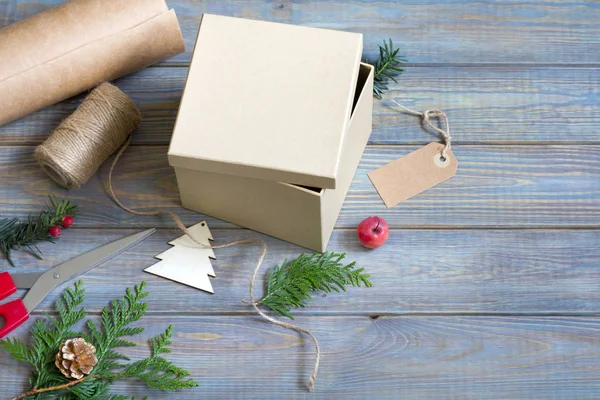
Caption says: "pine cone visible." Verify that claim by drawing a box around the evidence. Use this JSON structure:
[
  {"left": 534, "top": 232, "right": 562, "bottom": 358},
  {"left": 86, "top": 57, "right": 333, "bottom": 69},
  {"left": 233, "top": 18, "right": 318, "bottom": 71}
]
[{"left": 55, "top": 338, "right": 98, "bottom": 379}]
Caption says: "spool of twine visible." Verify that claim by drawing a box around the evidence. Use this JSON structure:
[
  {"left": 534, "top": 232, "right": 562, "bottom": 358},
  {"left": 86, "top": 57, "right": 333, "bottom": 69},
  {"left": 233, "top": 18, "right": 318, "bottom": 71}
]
[{"left": 34, "top": 83, "right": 141, "bottom": 189}]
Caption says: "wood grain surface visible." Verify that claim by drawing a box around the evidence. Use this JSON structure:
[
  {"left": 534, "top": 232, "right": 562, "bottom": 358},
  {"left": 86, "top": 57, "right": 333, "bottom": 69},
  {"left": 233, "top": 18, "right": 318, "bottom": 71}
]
[
  {"left": 2, "top": 0, "right": 599, "bottom": 65},
  {"left": 1, "top": 145, "right": 599, "bottom": 228},
  {"left": 0, "top": 0, "right": 599, "bottom": 398},
  {"left": 2, "top": 314, "right": 600, "bottom": 399},
  {"left": 3, "top": 228, "right": 599, "bottom": 315},
  {"left": 1, "top": 67, "right": 599, "bottom": 145}
]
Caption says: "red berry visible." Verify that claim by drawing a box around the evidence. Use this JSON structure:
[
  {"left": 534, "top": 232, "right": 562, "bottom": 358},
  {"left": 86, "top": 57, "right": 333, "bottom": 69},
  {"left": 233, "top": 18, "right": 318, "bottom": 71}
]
[
  {"left": 357, "top": 216, "right": 389, "bottom": 249},
  {"left": 49, "top": 226, "right": 61, "bottom": 238},
  {"left": 62, "top": 215, "right": 75, "bottom": 229}
]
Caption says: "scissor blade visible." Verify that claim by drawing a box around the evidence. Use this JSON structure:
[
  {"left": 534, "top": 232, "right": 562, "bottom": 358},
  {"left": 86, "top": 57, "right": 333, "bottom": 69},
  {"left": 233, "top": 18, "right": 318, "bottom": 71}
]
[
  {"left": 11, "top": 272, "right": 44, "bottom": 289},
  {"left": 22, "top": 229, "right": 155, "bottom": 312}
]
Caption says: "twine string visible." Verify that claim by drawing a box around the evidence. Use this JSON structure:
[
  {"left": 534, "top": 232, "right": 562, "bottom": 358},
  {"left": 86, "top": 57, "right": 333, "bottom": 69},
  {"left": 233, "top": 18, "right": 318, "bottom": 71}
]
[
  {"left": 103, "top": 105, "right": 321, "bottom": 391},
  {"left": 34, "top": 83, "right": 141, "bottom": 189},
  {"left": 35, "top": 83, "right": 321, "bottom": 391},
  {"left": 390, "top": 99, "right": 451, "bottom": 158}
]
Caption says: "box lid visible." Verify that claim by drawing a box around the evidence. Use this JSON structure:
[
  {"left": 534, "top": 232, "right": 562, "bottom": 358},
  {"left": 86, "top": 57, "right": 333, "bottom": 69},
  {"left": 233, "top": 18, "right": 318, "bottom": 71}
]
[{"left": 168, "top": 14, "right": 363, "bottom": 190}]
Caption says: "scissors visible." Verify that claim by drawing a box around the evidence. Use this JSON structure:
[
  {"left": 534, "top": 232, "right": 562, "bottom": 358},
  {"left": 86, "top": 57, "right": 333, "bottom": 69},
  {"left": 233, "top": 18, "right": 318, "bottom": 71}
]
[{"left": 0, "top": 228, "right": 155, "bottom": 338}]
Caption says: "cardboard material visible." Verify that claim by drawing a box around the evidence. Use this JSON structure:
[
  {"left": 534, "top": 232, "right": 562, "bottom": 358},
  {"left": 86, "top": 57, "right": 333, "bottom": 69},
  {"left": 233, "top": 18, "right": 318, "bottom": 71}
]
[
  {"left": 368, "top": 142, "right": 458, "bottom": 207},
  {"left": 174, "top": 63, "right": 374, "bottom": 251},
  {"left": 169, "top": 14, "right": 363, "bottom": 190},
  {"left": 0, "top": 0, "right": 185, "bottom": 127}
]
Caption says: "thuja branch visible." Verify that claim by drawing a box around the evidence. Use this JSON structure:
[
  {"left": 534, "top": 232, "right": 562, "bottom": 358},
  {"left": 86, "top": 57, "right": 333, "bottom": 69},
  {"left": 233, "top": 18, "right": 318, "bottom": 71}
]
[
  {"left": 1, "top": 281, "right": 198, "bottom": 399},
  {"left": 259, "top": 252, "right": 372, "bottom": 319},
  {"left": 0, "top": 196, "right": 78, "bottom": 266}
]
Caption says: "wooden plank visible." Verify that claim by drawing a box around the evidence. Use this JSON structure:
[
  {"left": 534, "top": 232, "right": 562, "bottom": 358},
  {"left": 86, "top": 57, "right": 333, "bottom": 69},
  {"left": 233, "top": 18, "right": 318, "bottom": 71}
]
[
  {"left": 2, "top": 315, "right": 600, "bottom": 399},
  {"left": 2, "top": 1, "right": 600, "bottom": 65},
  {"left": 0, "top": 145, "right": 599, "bottom": 228},
  {"left": 1, "top": 67, "right": 599, "bottom": 146},
  {"left": 2, "top": 228, "right": 599, "bottom": 314},
  {"left": 0, "top": 68, "right": 183, "bottom": 146}
]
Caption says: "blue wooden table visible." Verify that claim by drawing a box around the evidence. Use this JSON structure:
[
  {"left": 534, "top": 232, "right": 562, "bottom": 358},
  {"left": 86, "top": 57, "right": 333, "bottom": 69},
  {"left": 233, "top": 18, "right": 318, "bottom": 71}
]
[{"left": 1, "top": 1, "right": 599, "bottom": 398}]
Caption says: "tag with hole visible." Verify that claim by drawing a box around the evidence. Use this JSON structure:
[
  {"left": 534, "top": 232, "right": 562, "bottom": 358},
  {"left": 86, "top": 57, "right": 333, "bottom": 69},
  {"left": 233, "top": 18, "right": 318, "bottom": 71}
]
[{"left": 368, "top": 142, "right": 458, "bottom": 208}]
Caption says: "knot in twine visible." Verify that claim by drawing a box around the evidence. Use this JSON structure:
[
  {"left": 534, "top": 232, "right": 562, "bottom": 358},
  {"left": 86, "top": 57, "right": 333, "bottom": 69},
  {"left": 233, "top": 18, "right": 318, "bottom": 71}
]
[
  {"left": 34, "top": 83, "right": 141, "bottom": 189},
  {"left": 36, "top": 83, "right": 321, "bottom": 391},
  {"left": 390, "top": 99, "right": 451, "bottom": 158}
]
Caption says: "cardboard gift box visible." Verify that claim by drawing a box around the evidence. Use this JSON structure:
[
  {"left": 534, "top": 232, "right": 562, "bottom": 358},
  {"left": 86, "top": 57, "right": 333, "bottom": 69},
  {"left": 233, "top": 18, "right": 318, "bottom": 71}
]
[{"left": 168, "top": 14, "right": 374, "bottom": 251}]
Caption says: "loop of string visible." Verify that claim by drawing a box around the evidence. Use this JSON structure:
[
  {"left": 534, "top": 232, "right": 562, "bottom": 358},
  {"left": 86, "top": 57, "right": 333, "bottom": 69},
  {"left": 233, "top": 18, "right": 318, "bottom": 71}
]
[
  {"left": 390, "top": 99, "right": 451, "bottom": 158},
  {"left": 107, "top": 137, "right": 320, "bottom": 391}
]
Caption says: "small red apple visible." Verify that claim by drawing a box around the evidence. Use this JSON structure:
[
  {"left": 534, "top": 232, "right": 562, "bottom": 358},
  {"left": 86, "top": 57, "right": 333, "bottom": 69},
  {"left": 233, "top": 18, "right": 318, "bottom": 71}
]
[{"left": 357, "top": 216, "right": 389, "bottom": 249}]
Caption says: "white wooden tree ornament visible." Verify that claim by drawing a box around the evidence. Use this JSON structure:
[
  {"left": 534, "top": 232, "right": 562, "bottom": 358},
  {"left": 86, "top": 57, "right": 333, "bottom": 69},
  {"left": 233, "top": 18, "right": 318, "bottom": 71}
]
[{"left": 144, "top": 221, "right": 217, "bottom": 293}]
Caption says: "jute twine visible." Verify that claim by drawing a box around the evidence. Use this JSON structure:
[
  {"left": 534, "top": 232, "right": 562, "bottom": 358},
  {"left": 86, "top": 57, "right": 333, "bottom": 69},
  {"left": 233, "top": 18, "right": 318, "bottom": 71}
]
[
  {"left": 390, "top": 99, "right": 452, "bottom": 158},
  {"left": 35, "top": 83, "right": 142, "bottom": 189},
  {"left": 36, "top": 83, "right": 321, "bottom": 391}
]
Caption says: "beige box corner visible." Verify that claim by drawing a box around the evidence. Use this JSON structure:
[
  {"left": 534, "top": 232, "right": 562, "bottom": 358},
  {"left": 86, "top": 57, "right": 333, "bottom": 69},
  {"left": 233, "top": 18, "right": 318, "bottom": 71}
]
[{"left": 169, "top": 15, "right": 374, "bottom": 251}]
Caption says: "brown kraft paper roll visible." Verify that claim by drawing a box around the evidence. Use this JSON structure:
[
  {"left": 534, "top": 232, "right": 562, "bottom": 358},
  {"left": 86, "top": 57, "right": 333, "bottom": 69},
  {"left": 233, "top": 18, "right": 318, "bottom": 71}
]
[{"left": 0, "top": 0, "right": 185, "bottom": 127}]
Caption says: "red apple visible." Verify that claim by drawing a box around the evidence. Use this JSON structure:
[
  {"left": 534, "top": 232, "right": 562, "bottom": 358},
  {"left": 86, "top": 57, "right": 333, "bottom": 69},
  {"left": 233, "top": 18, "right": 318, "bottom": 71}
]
[{"left": 357, "top": 216, "right": 389, "bottom": 249}]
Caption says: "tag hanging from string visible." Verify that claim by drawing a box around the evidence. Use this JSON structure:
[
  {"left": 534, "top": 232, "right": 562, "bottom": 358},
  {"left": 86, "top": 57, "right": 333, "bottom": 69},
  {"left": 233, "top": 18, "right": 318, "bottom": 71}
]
[{"left": 368, "top": 100, "right": 458, "bottom": 208}]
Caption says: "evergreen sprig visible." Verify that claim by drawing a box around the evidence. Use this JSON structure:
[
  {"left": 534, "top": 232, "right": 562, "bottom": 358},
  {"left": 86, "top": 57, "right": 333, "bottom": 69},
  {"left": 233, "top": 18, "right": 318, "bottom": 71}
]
[
  {"left": 259, "top": 252, "right": 372, "bottom": 319},
  {"left": 0, "top": 196, "right": 79, "bottom": 266},
  {"left": 368, "top": 39, "right": 406, "bottom": 99},
  {"left": 0, "top": 281, "right": 198, "bottom": 399}
]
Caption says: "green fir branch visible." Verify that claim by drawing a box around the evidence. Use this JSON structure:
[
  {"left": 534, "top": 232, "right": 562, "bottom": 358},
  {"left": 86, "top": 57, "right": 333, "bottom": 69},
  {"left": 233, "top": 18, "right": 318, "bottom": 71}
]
[
  {"left": 0, "top": 196, "right": 78, "bottom": 266},
  {"left": 0, "top": 281, "right": 198, "bottom": 399},
  {"left": 366, "top": 39, "right": 406, "bottom": 99},
  {"left": 258, "top": 252, "right": 372, "bottom": 319}
]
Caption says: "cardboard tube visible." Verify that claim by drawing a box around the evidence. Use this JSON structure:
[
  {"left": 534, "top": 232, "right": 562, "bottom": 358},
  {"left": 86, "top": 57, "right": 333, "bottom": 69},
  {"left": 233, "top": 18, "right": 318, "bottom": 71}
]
[{"left": 0, "top": 0, "right": 185, "bottom": 127}]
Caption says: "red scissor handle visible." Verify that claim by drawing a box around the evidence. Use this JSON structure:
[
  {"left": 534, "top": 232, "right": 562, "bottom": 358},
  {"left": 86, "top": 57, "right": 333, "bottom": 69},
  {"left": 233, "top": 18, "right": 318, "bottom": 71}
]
[
  {"left": 0, "top": 299, "right": 29, "bottom": 338},
  {"left": 0, "top": 272, "right": 28, "bottom": 338},
  {"left": 0, "top": 272, "right": 17, "bottom": 299}
]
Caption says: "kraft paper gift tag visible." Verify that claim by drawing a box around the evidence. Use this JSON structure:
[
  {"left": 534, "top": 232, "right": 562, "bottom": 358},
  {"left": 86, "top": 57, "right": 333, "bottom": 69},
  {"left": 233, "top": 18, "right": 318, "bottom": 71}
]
[
  {"left": 369, "top": 101, "right": 458, "bottom": 208},
  {"left": 369, "top": 142, "right": 458, "bottom": 208}
]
